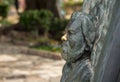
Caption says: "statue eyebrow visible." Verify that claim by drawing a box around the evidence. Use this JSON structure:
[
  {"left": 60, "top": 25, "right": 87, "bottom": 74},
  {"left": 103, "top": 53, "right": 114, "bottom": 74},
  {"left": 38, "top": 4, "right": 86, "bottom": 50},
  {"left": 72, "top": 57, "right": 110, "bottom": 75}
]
[
  {"left": 67, "top": 19, "right": 75, "bottom": 28},
  {"left": 68, "top": 28, "right": 74, "bottom": 32},
  {"left": 67, "top": 28, "right": 80, "bottom": 33}
]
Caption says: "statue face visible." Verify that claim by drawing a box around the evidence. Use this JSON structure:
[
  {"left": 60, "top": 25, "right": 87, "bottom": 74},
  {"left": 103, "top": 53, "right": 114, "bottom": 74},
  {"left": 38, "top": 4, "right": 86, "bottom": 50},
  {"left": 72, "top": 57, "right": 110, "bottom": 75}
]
[{"left": 61, "top": 17, "right": 85, "bottom": 62}]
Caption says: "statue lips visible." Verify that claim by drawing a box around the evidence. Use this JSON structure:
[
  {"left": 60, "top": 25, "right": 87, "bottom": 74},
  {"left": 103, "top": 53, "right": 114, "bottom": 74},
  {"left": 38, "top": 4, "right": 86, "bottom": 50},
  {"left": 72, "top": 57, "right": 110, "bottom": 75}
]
[{"left": 61, "top": 41, "right": 69, "bottom": 61}]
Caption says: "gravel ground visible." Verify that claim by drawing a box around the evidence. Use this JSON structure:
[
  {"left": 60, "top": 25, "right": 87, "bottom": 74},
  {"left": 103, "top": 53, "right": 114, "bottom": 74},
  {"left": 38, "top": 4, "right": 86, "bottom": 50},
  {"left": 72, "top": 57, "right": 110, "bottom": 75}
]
[{"left": 0, "top": 43, "right": 65, "bottom": 82}]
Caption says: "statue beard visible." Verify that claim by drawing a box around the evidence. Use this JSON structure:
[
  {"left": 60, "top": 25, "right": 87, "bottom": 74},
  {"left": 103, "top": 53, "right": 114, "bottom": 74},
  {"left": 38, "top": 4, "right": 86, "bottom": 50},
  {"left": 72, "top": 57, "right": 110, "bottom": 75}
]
[{"left": 62, "top": 41, "right": 85, "bottom": 63}]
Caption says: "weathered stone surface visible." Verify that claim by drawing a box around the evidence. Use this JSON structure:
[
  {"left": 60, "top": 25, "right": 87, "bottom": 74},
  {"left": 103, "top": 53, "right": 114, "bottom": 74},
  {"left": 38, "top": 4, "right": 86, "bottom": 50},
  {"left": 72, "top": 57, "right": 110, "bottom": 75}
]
[
  {"left": 61, "top": 11, "right": 94, "bottom": 82},
  {"left": 93, "top": 1, "right": 120, "bottom": 82},
  {"left": 0, "top": 53, "right": 65, "bottom": 82},
  {"left": 61, "top": 0, "right": 120, "bottom": 82}
]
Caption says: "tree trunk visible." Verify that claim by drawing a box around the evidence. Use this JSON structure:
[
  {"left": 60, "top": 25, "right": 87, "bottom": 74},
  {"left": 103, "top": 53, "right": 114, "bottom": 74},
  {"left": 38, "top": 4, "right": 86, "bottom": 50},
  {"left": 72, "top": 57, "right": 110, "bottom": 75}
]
[{"left": 14, "top": 0, "right": 19, "bottom": 13}]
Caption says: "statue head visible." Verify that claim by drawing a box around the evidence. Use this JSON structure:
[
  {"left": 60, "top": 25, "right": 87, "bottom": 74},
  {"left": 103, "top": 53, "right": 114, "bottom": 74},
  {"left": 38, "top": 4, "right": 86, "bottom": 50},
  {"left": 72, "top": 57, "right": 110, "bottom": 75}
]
[{"left": 61, "top": 12, "right": 94, "bottom": 63}]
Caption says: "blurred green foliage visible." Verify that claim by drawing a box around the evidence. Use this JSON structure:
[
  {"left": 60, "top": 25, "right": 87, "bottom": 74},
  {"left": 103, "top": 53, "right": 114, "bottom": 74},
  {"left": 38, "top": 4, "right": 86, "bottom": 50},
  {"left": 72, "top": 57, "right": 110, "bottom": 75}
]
[
  {"left": 49, "top": 18, "right": 69, "bottom": 40},
  {"left": 19, "top": 10, "right": 53, "bottom": 33},
  {"left": 37, "top": 45, "right": 61, "bottom": 52},
  {"left": 4, "top": 0, "right": 14, "bottom": 5},
  {"left": 0, "top": 2, "right": 9, "bottom": 19},
  {"left": 20, "top": 10, "right": 41, "bottom": 31},
  {"left": 29, "top": 37, "right": 61, "bottom": 52},
  {"left": 63, "top": 0, "right": 83, "bottom": 8},
  {"left": 39, "top": 9, "right": 53, "bottom": 36},
  {"left": 37, "top": 37, "right": 50, "bottom": 45},
  {"left": 0, "top": 20, "right": 11, "bottom": 26},
  {"left": 19, "top": 9, "right": 68, "bottom": 40},
  {"left": 31, "top": 45, "right": 61, "bottom": 52}
]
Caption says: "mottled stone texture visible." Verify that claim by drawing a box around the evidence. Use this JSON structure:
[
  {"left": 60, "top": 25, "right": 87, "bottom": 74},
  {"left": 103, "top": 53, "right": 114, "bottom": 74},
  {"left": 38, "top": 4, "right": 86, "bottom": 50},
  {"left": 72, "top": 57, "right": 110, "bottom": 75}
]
[{"left": 61, "top": 0, "right": 119, "bottom": 82}]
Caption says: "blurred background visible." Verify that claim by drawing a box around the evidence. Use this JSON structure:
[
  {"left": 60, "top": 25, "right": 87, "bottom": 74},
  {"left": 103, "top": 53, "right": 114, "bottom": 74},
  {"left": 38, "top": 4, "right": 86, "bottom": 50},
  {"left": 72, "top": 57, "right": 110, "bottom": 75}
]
[{"left": 0, "top": 0, "right": 83, "bottom": 82}]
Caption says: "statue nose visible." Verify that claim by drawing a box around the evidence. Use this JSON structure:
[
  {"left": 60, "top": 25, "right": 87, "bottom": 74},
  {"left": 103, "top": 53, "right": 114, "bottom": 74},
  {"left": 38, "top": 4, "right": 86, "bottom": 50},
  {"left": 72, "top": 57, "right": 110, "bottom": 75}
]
[{"left": 61, "top": 34, "right": 67, "bottom": 41}]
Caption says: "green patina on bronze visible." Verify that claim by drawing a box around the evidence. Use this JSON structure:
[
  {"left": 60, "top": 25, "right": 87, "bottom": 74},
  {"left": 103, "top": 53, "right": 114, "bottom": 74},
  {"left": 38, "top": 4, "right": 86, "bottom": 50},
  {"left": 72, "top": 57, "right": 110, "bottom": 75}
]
[{"left": 61, "top": 0, "right": 117, "bottom": 82}]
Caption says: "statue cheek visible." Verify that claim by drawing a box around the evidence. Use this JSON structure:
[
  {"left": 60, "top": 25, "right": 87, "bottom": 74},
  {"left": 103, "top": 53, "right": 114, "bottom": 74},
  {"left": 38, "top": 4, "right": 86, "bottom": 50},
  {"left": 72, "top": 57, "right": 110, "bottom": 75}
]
[
  {"left": 69, "top": 41, "right": 75, "bottom": 48},
  {"left": 68, "top": 38, "right": 75, "bottom": 48}
]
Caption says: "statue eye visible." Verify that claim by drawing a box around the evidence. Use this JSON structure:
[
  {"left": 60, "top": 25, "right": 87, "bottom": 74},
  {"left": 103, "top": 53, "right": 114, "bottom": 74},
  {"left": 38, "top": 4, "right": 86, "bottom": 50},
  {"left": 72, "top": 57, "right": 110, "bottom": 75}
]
[{"left": 68, "top": 30, "right": 74, "bottom": 35}]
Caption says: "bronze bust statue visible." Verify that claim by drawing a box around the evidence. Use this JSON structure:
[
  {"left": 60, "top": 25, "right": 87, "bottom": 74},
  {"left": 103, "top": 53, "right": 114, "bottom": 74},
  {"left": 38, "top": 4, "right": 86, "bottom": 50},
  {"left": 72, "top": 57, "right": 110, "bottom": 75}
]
[{"left": 61, "top": 12, "right": 95, "bottom": 82}]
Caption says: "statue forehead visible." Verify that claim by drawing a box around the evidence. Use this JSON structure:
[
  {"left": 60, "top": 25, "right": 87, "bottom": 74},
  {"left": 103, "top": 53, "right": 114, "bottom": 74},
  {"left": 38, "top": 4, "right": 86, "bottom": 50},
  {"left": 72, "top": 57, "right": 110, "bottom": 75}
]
[
  {"left": 66, "top": 17, "right": 82, "bottom": 31},
  {"left": 66, "top": 13, "right": 92, "bottom": 31},
  {"left": 71, "top": 12, "right": 83, "bottom": 19}
]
